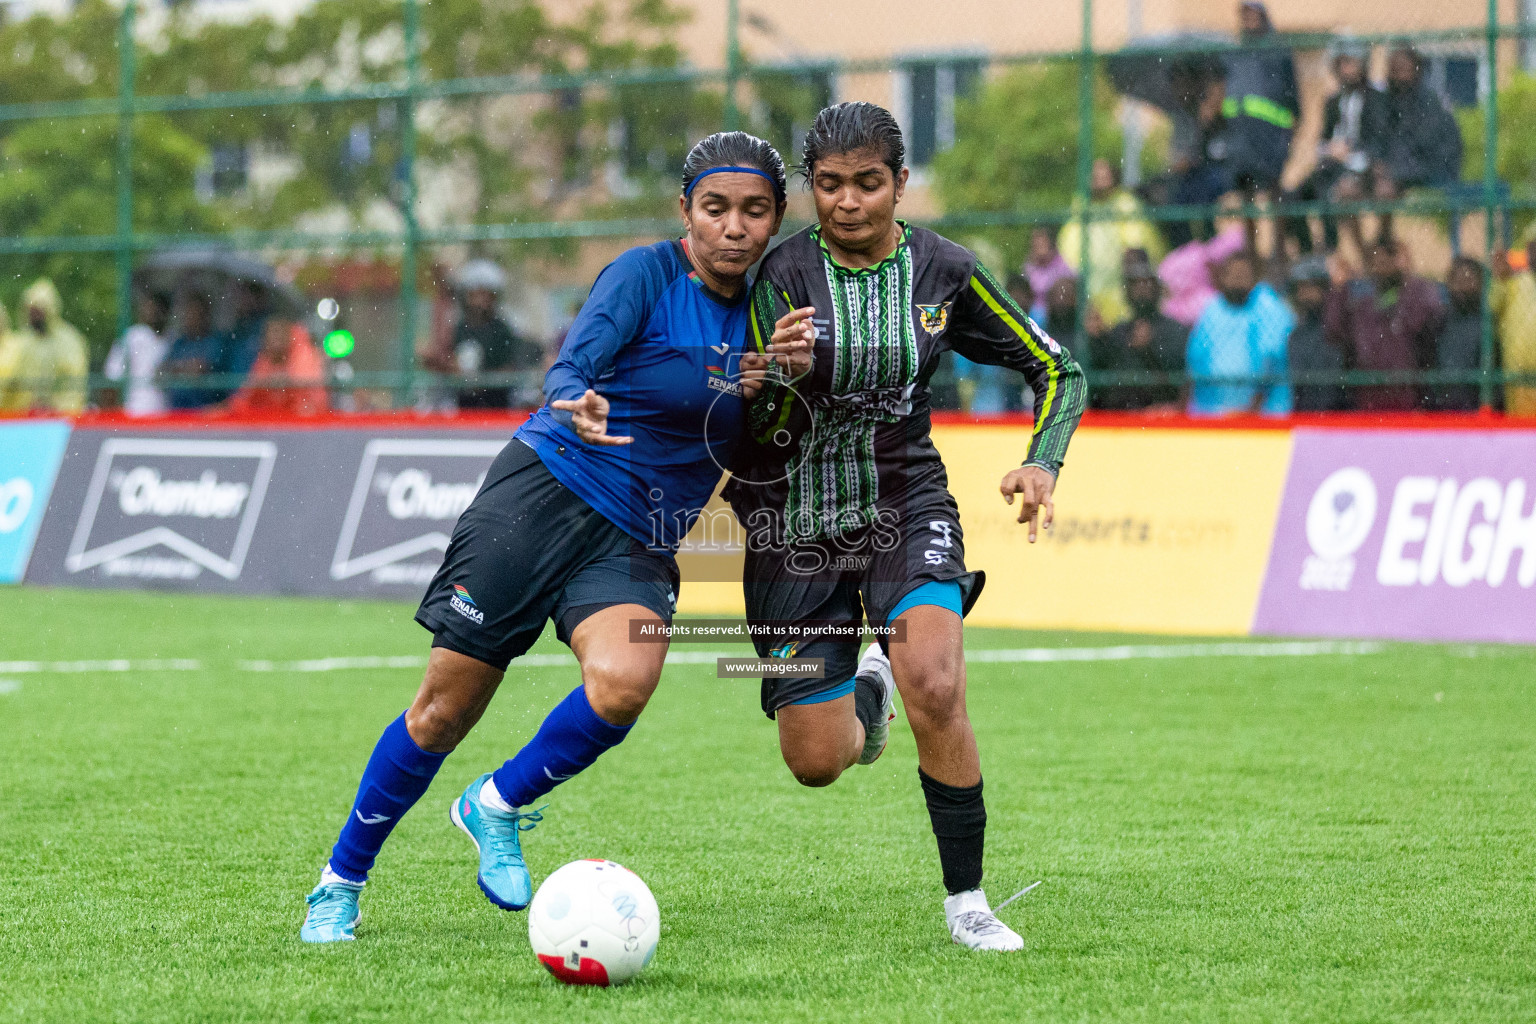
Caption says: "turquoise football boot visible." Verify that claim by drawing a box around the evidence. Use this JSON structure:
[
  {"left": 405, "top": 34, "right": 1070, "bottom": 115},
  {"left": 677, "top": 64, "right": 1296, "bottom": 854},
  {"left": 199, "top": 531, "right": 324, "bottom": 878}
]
[
  {"left": 300, "top": 882, "right": 362, "bottom": 943},
  {"left": 450, "top": 773, "right": 542, "bottom": 911}
]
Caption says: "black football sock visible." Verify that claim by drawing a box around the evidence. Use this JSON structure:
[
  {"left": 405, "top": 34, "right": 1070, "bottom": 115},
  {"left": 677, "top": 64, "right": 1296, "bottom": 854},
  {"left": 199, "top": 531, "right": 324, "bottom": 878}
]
[
  {"left": 852, "top": 671, "right": 884, "bottom": 737},
  {"left": 919, "top": 767, "right": 986, "bottom": 895}
]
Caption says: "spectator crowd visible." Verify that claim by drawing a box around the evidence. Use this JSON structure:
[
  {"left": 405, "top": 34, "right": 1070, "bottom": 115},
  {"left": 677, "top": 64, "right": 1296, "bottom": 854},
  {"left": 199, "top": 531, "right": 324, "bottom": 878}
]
[
  {"left": 953, "top": 1, "right": 1535, "bottom": 418},
  {"left": 0, "top": 258, "right": 548, "bottom": 417},
  {"left": 102, "top": 280, "right": 331, "bottom": 417}
]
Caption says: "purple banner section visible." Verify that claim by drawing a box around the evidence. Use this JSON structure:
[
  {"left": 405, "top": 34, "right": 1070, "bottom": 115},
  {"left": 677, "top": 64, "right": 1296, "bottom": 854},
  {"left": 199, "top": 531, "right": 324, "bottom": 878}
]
[{"left": 1253, "top": 429, "right": 1536, "bottom": 643}]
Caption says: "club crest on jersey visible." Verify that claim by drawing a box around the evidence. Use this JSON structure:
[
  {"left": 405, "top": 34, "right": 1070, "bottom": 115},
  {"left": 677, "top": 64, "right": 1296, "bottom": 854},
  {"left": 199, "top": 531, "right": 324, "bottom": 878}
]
[{"left": 916, "top": 302, "right": 951, "bottom": 338}]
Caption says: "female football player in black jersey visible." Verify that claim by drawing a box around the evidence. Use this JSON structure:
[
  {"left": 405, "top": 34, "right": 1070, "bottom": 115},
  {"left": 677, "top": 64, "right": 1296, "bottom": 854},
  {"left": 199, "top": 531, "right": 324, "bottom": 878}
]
[{"left": 725, "top": 102, "right": 1087, "bottom": 950}]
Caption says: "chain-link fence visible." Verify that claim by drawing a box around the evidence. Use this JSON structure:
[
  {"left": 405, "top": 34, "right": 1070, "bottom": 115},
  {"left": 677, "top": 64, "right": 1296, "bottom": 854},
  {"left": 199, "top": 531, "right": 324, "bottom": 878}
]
[{"left": 1, "top": 0, "right": 1533, "bottom": 416}]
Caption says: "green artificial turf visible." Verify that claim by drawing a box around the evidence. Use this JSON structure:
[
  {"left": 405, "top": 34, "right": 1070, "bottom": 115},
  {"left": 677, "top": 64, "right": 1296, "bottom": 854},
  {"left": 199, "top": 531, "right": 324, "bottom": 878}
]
[{"left": 1, "top": 587, "right": 1533, "bottom": 1022}]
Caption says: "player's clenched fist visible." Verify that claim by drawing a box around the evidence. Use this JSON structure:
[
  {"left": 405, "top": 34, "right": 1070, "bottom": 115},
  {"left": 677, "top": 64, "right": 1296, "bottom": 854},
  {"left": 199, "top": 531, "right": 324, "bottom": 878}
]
[
  {"left": 999, "top": 465, "right": 1057, "bottom": 543},
  {"left": 551, "top": 388, "right": 633, "bottom": 446},
  {"left": 767, "top": 305, "right": 816, "bottom": 379}
]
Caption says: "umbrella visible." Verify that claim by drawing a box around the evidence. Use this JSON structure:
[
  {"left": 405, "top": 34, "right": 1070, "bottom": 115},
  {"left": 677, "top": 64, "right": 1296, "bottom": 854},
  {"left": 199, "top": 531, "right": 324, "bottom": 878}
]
[
  {"left": 454, "top": 259, "right": 507, "bottom": 293},
  {"left": 134, "top": 249, "right": 308, "bottom": 317},
  {"left": 1105, "top": 32, "right": 1232, "bottom": 114}
]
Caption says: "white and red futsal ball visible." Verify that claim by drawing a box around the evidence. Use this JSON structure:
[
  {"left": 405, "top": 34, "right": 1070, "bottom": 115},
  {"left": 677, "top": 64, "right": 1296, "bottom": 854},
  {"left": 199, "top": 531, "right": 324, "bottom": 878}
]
[{"left": 528, "top": 859, "right": 660, "bottom": 986}]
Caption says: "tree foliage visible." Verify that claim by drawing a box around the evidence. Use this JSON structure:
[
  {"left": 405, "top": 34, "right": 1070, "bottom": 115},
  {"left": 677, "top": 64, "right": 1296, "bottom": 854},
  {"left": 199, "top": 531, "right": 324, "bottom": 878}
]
[
  {"left": 0, "top": 0, "right": 704, "bottom": 351},
  {"left": 1458, "top": 73, "right": 1536, "bottom": 243},
  {"left": 0, "top": 116, "right": 215, "bottom": 351},
  {"left": 930, "top": 60, "right": 1128, "bottom": 271}
]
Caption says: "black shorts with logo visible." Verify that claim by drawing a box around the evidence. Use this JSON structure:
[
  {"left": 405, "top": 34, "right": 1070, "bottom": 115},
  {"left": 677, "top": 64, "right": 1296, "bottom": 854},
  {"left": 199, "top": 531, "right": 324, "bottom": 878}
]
[
  {"left": 743, "top": 488, "right": 983, "bottom": 717},
  {"left": 415, "top": 439, "right": 679, "bottom": 671}
]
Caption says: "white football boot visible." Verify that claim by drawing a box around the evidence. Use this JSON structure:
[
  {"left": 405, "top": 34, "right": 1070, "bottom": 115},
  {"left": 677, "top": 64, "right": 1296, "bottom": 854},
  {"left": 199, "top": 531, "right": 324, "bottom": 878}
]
[
  {"left": 944, "top": 888, "right": 1024, "bottom": 951},
  {"left": 855, "top": 642, "right": 896, "bottom": 765}
]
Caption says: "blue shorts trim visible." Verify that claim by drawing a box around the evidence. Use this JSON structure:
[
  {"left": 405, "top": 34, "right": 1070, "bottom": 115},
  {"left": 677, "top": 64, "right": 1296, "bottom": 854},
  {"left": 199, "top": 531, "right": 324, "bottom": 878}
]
[
  {"left": 886, "top": 579, "right": 963, "bottom": 626},
  {"left": 789, "top": 677, "right": 856, "bottom": 705}
]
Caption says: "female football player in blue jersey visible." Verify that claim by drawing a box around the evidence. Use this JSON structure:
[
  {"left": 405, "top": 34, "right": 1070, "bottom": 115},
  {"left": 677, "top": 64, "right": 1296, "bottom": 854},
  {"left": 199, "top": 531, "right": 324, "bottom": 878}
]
[
  {"left": 301, "top": 132, "right": 788, "bottom": 942},
  {"left": 727, "top": 103, "right": 1087, "bottom": 951}
]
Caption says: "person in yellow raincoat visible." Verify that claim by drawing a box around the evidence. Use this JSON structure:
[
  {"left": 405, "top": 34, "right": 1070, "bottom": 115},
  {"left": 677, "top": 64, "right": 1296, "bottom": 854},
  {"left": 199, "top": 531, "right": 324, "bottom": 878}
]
[
  {"left": 0, "top": 279, "right": 89, "bottom": 414},
  {"left": 1492, "top": 242, "right": 1536, "bottom": 417},
  {"left": 1058, "top": 158, "right": 1167, "bottom": 330}
]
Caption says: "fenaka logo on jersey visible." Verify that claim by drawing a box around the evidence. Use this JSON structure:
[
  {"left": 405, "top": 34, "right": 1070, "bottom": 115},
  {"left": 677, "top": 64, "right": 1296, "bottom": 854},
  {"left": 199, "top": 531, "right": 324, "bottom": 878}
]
[
  {"left": 916, "top": 302, "right": 951, "bottom": 338},
  {"left": 330, "top": 439, "right": 503, "bottom": 587},
  {"left": 64, "top": 438, "right": 277, "bottom": 580},
  {"left": 705, "top": 361, "right": 744, "bottom": 397}
]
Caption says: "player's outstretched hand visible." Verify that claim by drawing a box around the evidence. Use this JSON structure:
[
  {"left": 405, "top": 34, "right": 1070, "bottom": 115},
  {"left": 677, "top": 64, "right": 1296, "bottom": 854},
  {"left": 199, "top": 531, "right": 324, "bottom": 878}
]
[
  {"left": 739, "top": 351, "right": 769, "bottom": 400},
  {"left": 551, "top": 389, "right": 633, "bottom": 446},
  {"left": 1000, "top": 465, "right": 1056, "bottom": 543},
  {"left": 768, "top": 306, "right": 816, "bottom": 379}
]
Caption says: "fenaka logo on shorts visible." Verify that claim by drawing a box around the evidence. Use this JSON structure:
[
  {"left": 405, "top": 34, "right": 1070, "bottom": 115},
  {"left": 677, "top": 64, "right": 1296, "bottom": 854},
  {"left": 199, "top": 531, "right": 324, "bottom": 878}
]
[
  {"left": 450, "top": 583, "right": 484, "bottom": 624},
  {"left": 64, "top": 439, "right": 277, "bottom": 581},
  {"left": 330, "top": 439, "right": 503, "bottom": 587},
  {"left": 916, "top": 302, "right": 951, "bottom": 338}
]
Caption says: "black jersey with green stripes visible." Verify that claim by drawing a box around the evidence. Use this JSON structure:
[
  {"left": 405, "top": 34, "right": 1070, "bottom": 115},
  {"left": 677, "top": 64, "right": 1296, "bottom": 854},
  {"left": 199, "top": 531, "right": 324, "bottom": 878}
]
[{"left": 725, "top": 222, "right": 1087, "bottom": 545}]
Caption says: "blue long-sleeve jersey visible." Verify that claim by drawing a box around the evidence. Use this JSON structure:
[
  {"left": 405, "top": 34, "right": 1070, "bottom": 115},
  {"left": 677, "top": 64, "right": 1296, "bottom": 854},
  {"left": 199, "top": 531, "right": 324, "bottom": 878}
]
[{"left": 516, "top": 239, "right": 752, "bottom": 551}]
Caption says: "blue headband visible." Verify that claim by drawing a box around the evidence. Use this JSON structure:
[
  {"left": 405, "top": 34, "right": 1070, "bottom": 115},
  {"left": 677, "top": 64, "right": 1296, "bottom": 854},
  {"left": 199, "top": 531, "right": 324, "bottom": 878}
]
[{"left": 683, "top": 165, "right": 783, "bottom": 201}]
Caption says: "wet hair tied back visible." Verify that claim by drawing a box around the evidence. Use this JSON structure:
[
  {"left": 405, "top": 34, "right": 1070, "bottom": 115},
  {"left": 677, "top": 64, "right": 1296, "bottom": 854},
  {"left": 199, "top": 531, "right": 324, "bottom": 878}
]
[
  {"left": 801, "top": 101, "right": 905, "bottom": 180},
  {"left": 681, "top": 131, "right": 788, "bottom": 205}
]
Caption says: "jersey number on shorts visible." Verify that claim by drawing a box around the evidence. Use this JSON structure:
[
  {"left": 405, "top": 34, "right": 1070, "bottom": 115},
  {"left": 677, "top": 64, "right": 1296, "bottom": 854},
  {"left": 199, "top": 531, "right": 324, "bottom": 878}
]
[{"left": 925, "top": 521, "right": 955, "bottom": 566}]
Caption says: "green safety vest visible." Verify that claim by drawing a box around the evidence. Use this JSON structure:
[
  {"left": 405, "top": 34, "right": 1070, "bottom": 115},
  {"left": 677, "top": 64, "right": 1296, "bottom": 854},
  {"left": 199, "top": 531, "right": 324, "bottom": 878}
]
[{"left": 1221, "top": 93, "right": 1295, "bottom": 130}]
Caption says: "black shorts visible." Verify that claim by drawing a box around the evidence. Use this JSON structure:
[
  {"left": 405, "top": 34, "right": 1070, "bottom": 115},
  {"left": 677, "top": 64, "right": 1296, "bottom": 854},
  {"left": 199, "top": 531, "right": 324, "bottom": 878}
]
[
  {"left": 415, "top": 439, "right": 679, "bottom": 671},
  {"left": 743, "top": 490, "right": 983, "bottom": 717}
]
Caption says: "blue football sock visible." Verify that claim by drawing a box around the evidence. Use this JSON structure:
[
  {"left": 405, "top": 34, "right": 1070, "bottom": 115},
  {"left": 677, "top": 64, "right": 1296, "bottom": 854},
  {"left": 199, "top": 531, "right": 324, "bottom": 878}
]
[
  {"left": 492, "top": 685, "right": 632, "bottom": 809},
  {"left": 328, "top": 712, "right": 448, "bottom": 883}
]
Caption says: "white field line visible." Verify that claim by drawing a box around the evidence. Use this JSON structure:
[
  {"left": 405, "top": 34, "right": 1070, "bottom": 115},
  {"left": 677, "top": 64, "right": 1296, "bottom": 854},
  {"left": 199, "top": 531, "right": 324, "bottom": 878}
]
[
  {"left": 0, "top": 679, "right": 20, "bottom": 694},
  {"left": 0, "top": 658, "right": 205, "bottom": 674},
  {"left": 0, "top": 640, "right": 1394, "bottom": 676},
  {"left": 965, "top": 640, "right": 1387, "bottom": 663}
]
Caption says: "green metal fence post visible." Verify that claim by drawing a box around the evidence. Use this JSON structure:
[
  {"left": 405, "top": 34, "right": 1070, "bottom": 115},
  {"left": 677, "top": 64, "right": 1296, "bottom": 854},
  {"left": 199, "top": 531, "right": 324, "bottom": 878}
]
[
  {"left": 398, "top": 0, "right": 421, "bottom": 407},
  {"left": 114, "top": 2, "right": 137, "bottom": 341},
  {"left": 724, "top": 0, "right": 741, "bottom": 131},
  {"left": 1074, "top": 0, "right": 1094, "bottom": 353},
  {"left": 1479, "top": 0, "right": 1499, "bottom": 410}
]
